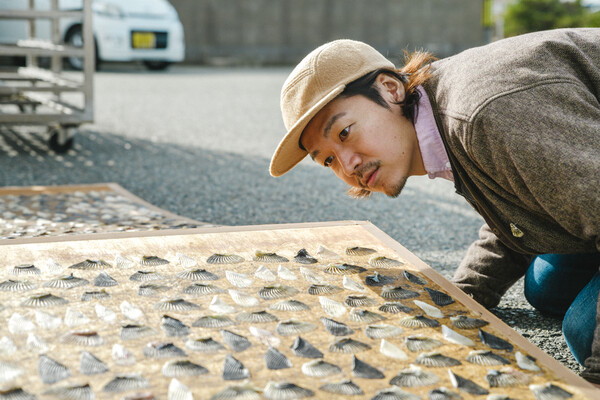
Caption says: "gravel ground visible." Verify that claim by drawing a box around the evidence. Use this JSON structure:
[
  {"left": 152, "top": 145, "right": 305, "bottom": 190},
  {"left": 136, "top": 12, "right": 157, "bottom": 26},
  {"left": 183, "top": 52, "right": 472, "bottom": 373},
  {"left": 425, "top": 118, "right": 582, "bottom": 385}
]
[{"left": 0, "top": 65, "right": 582, "bottom": 374}]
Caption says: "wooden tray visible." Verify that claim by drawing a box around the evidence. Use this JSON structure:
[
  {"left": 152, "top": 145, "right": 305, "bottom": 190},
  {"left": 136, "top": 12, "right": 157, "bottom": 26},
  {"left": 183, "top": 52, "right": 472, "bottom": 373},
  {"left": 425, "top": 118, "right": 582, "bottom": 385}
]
[{"left": 0, "top": 221, "right": 597, "bottom": 399}]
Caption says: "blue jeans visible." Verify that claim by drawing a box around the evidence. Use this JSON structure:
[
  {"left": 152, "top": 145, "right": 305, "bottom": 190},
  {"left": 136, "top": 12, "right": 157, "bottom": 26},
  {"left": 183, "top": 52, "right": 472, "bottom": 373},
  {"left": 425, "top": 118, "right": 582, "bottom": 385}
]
[{"left": 524, "top": 253, "right": 600, "bottom": 365}]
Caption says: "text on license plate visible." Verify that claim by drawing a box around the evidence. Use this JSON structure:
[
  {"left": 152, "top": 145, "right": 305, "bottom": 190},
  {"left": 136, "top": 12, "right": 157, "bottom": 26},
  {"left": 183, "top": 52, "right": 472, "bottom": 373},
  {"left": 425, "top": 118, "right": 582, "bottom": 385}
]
[{"left": 132, "top": 32, "right": 156, "bottom": 49}]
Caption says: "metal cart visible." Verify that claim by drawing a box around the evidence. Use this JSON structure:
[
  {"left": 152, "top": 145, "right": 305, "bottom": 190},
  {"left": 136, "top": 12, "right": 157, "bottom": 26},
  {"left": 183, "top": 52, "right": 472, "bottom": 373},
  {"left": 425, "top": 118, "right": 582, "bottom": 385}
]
[{"left": 0, "top": 0, "right": 93, "bottom": 153}]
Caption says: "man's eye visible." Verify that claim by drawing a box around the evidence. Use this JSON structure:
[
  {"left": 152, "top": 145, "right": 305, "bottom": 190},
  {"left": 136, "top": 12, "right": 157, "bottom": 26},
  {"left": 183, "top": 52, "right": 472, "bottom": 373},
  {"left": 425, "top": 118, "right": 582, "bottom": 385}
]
[
  {"left": 324, "top": 156, "right": 334, "bottom": 167},
  {"left": 339, "top": 127, "right": 350, "bottom": 141}
]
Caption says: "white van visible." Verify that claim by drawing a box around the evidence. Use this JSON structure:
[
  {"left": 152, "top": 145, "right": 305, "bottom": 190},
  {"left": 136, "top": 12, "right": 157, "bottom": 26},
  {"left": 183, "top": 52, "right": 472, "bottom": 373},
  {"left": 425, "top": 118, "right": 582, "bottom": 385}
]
[{"left": 0, "top": 0, "right": 185, "bottom": 70}]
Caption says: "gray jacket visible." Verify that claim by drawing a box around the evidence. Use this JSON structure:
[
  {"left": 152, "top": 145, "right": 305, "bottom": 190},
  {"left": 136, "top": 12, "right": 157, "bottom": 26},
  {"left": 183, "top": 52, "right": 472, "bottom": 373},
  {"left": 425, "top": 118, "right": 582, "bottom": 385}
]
[{"left": 422, "top": 28, "right": 600, "bottom": 378}]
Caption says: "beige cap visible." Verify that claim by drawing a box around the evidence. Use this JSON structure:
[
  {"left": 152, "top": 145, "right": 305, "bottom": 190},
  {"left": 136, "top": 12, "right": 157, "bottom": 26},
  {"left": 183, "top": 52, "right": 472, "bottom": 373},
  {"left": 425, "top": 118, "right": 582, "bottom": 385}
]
[{"left": 269, "top": 39, "right": 395, "bottom": 177}]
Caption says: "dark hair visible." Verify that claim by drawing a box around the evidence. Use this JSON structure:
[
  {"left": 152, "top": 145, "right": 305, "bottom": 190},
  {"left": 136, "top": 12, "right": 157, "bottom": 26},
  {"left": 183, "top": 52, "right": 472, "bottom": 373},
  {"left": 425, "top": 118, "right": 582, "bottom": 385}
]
[{"left": 340, "top": 68, "right": 420, "bottom": 122}]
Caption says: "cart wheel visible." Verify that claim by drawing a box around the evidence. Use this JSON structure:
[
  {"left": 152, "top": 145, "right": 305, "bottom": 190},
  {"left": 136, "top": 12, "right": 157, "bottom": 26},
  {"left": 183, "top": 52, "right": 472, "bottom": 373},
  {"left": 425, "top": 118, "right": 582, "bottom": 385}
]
[{"left": 48, "top": 127, "right": 75, "bottom": 153}]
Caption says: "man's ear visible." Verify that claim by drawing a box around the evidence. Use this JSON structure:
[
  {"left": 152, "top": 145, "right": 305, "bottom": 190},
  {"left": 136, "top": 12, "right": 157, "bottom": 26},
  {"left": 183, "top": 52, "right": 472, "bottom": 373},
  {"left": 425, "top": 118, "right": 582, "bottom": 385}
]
[{"left": 376, "top": 73, "right": 406, "bottom": 104}]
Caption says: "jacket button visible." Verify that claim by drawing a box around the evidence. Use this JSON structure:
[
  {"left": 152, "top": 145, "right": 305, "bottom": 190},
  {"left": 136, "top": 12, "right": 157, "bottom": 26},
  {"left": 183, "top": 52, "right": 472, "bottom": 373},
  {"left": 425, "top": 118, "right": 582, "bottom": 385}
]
[{"left": 510, "top": 223, "right": 524, "bottom": 238}]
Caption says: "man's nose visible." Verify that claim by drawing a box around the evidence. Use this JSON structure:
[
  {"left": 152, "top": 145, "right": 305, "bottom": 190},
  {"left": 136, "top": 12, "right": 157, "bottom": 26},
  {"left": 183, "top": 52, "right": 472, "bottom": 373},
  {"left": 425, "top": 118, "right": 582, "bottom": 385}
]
[{"left": 338, "top": 149, "right": 360, "bottom": 177}]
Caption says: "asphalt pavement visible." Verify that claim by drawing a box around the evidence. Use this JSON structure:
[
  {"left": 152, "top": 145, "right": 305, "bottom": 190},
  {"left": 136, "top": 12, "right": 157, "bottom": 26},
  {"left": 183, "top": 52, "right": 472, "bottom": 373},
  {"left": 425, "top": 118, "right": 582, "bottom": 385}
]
[{"left": 0, "top": 64, "right": 581, "bottom": 373}]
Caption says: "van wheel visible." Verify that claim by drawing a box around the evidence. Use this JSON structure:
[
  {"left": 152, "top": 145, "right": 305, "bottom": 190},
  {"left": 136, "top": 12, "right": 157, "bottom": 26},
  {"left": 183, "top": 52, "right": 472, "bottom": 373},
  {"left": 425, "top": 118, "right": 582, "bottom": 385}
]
[
  {"left": 64, "top": 25, "right": 99, "bottom": 70},
  {"left": 143, "top": 61, "right": 171, "bottom": 71}
]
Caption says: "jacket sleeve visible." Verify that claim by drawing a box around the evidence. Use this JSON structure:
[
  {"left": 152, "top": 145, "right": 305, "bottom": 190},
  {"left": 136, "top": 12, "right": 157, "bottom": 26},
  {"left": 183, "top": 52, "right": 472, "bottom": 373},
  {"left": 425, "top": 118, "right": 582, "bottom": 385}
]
[{"left": 452, "top": 223, "right": 533, "bottom": 309}]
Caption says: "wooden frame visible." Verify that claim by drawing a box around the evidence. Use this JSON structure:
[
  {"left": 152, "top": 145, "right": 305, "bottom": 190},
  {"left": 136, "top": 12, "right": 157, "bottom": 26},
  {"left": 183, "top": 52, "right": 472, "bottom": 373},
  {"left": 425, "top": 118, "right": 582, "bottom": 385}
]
[{"left": 0, "top": 220, "right": 597, "bottom": 398}]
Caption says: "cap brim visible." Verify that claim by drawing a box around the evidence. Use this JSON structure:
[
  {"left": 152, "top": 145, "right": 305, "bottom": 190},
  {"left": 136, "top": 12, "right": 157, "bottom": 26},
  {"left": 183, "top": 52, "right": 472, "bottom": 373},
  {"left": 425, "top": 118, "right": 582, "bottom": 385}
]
[{"left": 269, "top": 84, "right": 345, "bottom": 177}]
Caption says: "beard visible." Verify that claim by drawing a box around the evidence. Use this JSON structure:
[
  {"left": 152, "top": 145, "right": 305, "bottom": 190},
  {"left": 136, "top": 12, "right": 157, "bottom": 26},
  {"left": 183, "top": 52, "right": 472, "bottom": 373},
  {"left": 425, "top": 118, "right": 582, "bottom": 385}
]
[{"left": 386, "top": 176, "right": 408, "bottom": 198}]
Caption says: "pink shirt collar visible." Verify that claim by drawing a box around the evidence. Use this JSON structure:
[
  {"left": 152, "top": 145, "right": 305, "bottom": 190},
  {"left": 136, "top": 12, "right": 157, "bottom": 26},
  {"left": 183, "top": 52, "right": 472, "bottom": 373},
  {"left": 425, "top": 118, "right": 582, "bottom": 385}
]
[{"left": 414, "top": 86, "right": 454, "bottom": 181}]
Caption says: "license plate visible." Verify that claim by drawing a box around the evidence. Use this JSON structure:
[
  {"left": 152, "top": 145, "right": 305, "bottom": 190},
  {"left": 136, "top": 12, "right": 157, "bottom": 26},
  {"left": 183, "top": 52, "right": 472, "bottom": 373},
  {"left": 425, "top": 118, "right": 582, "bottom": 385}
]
[{"left": 132, "top": 32, "right": 156, "bottom": 49}]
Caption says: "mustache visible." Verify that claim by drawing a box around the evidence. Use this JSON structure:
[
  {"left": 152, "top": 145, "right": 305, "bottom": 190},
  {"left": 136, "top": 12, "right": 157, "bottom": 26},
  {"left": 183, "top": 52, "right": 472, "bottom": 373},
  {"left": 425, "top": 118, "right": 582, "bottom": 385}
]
[
  {"left": 356, "top": 160, "right": 381, "bottom": 188},
  {"left": 356, "top": 160, "right": 381, "bottom": 178}
]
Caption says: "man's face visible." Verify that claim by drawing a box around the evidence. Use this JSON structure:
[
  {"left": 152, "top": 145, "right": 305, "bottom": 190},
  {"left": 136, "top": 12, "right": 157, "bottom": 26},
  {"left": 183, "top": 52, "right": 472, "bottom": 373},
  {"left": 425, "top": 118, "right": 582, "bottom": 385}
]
[{"left": 300, "top": 74, "right": 424, "bottom": 198}]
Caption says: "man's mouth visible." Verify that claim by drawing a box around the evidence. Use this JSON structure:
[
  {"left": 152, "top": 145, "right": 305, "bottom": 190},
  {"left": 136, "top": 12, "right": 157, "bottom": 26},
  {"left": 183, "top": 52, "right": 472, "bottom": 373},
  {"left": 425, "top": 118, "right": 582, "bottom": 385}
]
[{"left": 364, "top": 167, "right": 379, "bottom": 188}]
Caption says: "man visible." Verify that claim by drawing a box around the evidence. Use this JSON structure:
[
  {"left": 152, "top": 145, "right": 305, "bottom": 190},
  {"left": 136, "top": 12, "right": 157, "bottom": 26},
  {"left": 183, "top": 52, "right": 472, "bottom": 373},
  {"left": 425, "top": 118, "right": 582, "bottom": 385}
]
[{"left": 269, "top": 29, "right": 600, "bottom": 379}]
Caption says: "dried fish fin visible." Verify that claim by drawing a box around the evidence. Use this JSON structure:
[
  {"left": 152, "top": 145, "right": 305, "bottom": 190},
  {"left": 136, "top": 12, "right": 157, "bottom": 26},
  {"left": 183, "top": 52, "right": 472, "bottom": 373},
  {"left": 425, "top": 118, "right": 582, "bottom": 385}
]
[
  {"left": 324, "top": 263, "right": 366, "bottom": 275},
  {"left": 259, "top": 285, "right": 299, "bottom": 299},
  {"left": 228, "top": 289, "right": 260, "bottom": 307},
  {"left": 223, "top": 355, "right": 250, "bottom": 380},
  {"left": 80, "top": 350, "right": 109, "bottom": 375},
  {"left": 207, "top": 253, "right": 244, "bottom": 264},
  {"left": 38, "top": 355, "right": 70, "bottom": 384},
  {"left": 225, "top": 270, "right": 253, "bottom": 288},
  {"left": 328, "top": 338, "right": 371, "bottom": 354},
  {"left": 352, "top": 356, "right": 385, "bottom": 379},
  {"left": 380, "top": 285, "right": 420, "bottom": 300},
  {"left": 249, "top": 326, "right": 281, "bottom": 347},
  {"left": 365, "top": 324, "right": 403, "bottom": 339},
  {"left": 398, "top": 315, "right": 439, "bottom": 329},
  {"left": 185, "top": 337, "right": 225, "bottom": 353},
  {"left": 176, "top": 268, "right": 219, "bottom": 281},
  {"left": 466, "top": 350, "right": 510, "bottom": 366},
  {"left": 316, "top": 245, "right": 339, "bottom": 259},
  {"left": 253, "top": 251, "right": 288, "bottom": 263},
  {"left": 236, "top": 310, "right": 278, "bottom": 323},
  {"left": 448, "top": 370, "right": 489, "bottom": 395},
  {"left": 161, "top": 315, "right": 190, "bottom": 337},
  {"left": 276, "top": 319, "right": 317, "bottom": 336},
  {"left": 402, "top": 270, "right": 427, "bottom": 285},
  {"left": 479, "top": 329, "right": 514, "bottom": 352},
  {"left": 389, "top": 365, "right": 439, "bottom": 387},
  {"left": 516, "top": 351, "right": 541, "bottom": 371},
  {"left": 263, "top": 381, "right": 314, "bottom": 400},
  {"left": 370, "top": 256, "right": 405, "bottom": 268},
  {"left": 319, "top": 296, "right": 347, "bottom": 317},
  {"left": 102, "top": 374, "right": 149, "bottom": 393},
  {"left": 255, "top": 265, "right": 276, "bottom": 281},
  {"left": 321, "top": 317, "right": 354, "bottom": 336},
  {"left": 270, "top": 299, "right": 309, "bottom": 312},
  {"left": 139, "top": 255, "right": 169, "bottom": 266},
  {"left": 176, "top": 253, "right": 198, "bottom": 268},
  {"left": 414, "top": 300, "right": 444, "bottom": 318},
  {"left": 441, "top": 324, "right": 475, "bottom": 347},
  {"left": 424, "top": 287, "right": 455, "bottom": 306},
  {"left": 405, "top": 335, "right": 443, "bottom": 353},
  {"left": 379, "top": 302, "right": 414, "bottom": 314},
  {"left": 380, "top": 339, "right": 409, "bottom": 360},
  {"left": 278, "top": 265, "right": 297, "bottom": 280},
  {"left": 210, "top": 385, "right": 261, "bottom": 400},
  {"left": 372, "top": 386, "right": 421, "bottom": 400},
  {"left": 485, "top": 367, "right": 531, "bottom": 387},
  {"left": 415, "top": 352, "right": 461, "bottom": 367},
  {"left": 366, "top": 271, "right": 396, "bottom": 286},
  {"left": 529, "top": 383, "right": 573, "bottom": 400},
  {"left": 319, "top": 380, "right": 363, "bottom": 396},
  {"left": 301, "top": 360, "right": 341, "bottom": 377},
  {"left": 168, "top": 378, "right": 193, "bottom": 400},
  {"left": 346, "top": 246, "right": 376, "bottom": 256},
  {"left": 221, "top": 329, "right": 252, "bottom": 352},
  {"left": 294, "top": 249, "right": 317, "bottom": 264},
  {"left": 94, "top": 271, "right": 118, "bottom": 287},
  {"left": 450, "top": 315, "right": 489, "bottom": 329},
  {"left": 343, "top": 276, "right": 367, "bottom": 292},
  {"left": 112, "top": 344, "right": 136, "bottom": 365},
  {"left": 307, "top": 284, "right": 342, "bottom": 295},
  {"left": 43, "top": 384, "right": 94, "bottom": 400},
  {"left": 349, "top": 308, "right": 386, "bottom": 324},
  {"left": 291, "top": 336, "right": 323, "bottom": 359},
  {"left": 26, "top": 333, "right": 48, "bottom": 354},
  {"left": 264, "top": 347, "right": 292, "bottom": 370}
]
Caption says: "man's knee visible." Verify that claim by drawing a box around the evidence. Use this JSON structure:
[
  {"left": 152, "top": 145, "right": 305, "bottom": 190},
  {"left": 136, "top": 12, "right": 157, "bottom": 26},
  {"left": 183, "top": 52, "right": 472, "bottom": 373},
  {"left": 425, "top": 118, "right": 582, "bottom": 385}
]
[{"left": 523, "top": 257, "right": 566, "bottom": 316}]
